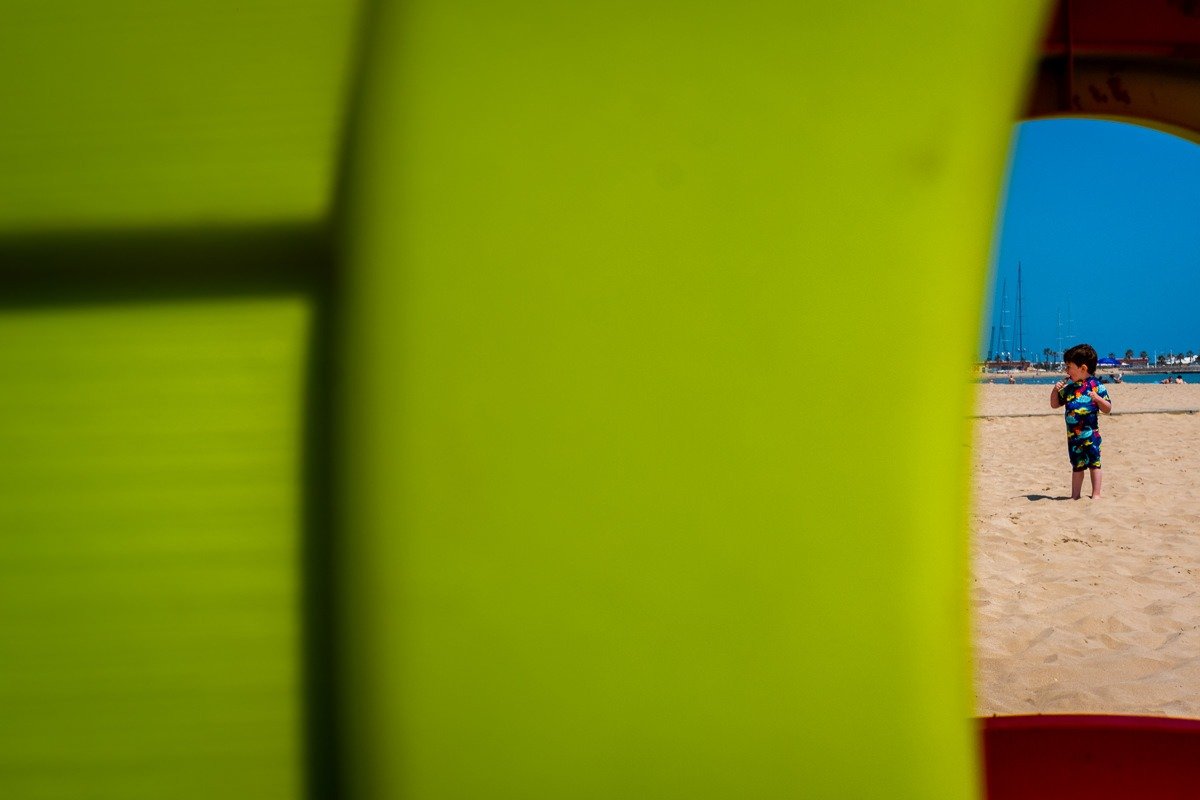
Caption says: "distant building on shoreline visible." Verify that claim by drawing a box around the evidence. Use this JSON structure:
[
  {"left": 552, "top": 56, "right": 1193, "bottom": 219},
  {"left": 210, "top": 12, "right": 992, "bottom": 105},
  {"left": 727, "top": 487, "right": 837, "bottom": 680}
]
[{"left": 982, "top": 359, "right": 1032, "bottom": 371}]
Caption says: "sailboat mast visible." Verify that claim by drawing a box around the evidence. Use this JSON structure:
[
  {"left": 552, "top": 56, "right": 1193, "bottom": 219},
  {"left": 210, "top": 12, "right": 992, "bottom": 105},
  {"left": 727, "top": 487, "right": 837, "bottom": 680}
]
[
  {"left": 999, "top": 279, "right": 1011, "bottom": 361},
  {"left": 1017, "top": 261, "right": 1025, "bottom": 364},
  {"left": 1056, "top": 308, "right": 1062, "bottom": 362}
]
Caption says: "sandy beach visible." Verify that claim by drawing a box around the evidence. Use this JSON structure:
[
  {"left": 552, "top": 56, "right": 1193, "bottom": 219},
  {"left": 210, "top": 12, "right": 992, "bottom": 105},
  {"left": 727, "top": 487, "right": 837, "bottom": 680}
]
[{"left": 971, "top": 383, "right": 1200, "bottom": 718}]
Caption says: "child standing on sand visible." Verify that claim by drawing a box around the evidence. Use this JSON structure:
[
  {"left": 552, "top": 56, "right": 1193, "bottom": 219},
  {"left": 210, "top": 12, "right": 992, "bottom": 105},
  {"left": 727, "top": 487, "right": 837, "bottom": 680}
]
[{"left": 1051, "top": 343, "right": 1113, "bottom": 499}]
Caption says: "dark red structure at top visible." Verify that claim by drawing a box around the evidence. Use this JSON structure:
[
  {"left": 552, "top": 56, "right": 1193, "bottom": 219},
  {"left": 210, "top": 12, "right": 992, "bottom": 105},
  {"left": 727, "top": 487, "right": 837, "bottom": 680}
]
[{"left": 1025, "top": 0, "right": 1200, "bottom": 139}]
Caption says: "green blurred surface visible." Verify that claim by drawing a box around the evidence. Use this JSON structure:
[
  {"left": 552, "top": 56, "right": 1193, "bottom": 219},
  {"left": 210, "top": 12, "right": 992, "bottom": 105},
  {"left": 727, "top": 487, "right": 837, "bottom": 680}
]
[
  {"left": 0, "top": 0, "right": 1059, "bottom": 797},
  {"left": 0, "top": 0, "right": 354, "bottom": 792},
  {"left": 0, "top": 1, "right": 360, "bottom": 233},
  {"left": 340, "top": 2, "right": 1047, "bottom": 798},
  {"left": 0, "top": 298, "right": 309, "bottom": 799}
]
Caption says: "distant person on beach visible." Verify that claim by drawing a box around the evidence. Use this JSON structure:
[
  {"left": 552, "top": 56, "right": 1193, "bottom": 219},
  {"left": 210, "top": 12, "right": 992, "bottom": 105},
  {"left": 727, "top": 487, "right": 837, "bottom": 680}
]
[
  {"left": 1051, "top": 343, "right": 1112, "bottom": 500},
  {"left": 1176, "top": 375, "right": 1185, "bottom": 384}
]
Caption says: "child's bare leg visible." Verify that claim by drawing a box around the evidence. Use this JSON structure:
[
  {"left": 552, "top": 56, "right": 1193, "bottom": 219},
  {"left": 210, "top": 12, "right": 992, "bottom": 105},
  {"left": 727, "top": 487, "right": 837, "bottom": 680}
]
[
  {"left": 1090, "top": 467, "right": 1102, "bottom": 499},
  {"left": 1071, "top": 470, "right": 1085, "bottom": 500}
]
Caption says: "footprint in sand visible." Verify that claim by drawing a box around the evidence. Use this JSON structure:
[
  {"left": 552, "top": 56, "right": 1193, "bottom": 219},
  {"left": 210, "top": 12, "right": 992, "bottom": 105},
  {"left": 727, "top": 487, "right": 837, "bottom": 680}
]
[{"left": 1158, "top": 631, "right": 1184, "bottom": 649}]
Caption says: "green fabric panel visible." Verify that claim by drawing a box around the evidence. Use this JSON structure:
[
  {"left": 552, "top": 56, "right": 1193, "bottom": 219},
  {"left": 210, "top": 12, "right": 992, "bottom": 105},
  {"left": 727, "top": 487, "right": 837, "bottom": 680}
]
[
  {"left": 0, "top": 1, "right": 351, "bottom": 796},
  {"left": 0, "top": 298, "right": 309, "bottom": 799},
  {"left": 339, "top": 2, "right": 1049, "bottom": 798},
  {"left": 0, "top": 1, "right": 359, "bottom": 233}
]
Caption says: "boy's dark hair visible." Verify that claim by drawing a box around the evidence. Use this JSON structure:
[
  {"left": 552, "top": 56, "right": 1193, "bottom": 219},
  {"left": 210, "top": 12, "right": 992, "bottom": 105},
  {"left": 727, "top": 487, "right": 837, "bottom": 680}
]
[{"left": 1064, "top": 343, "right": 1098, "bottom": 375}]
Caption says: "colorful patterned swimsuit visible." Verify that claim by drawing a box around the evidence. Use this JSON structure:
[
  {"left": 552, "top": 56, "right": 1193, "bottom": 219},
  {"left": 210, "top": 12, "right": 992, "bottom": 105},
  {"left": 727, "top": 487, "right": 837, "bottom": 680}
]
[{"left": 1058, "top": 377, "right": 1110, "bottom": 472}]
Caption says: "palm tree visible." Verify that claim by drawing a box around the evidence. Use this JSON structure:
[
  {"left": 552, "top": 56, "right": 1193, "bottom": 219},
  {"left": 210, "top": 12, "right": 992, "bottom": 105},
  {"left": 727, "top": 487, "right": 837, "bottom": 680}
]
[
  {"left": 1125, "top": 349, "right": 1135, "bottom": 361},
  {"left": 1140, "top": 350, "right": 1148, "bottom": 361}
]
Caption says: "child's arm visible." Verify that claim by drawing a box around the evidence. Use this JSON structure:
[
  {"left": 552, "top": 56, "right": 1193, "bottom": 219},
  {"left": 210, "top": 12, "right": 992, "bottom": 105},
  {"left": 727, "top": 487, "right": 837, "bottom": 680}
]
[
  {"left": 1089, "top": 388, "right": 1113, "bottom": 414},
  {"left": 1050, "top": 382, "right": 1065, "bottom": 408}
]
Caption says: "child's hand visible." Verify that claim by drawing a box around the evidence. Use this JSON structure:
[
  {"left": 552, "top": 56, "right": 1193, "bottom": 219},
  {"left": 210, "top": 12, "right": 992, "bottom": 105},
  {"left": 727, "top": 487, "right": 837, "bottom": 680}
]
[
  {"left": 1088, "top": 389, "right": 1101, "bottom": 401},
  {"left": 1054, "top": 380, "right": 1066, "bottom": 392}
]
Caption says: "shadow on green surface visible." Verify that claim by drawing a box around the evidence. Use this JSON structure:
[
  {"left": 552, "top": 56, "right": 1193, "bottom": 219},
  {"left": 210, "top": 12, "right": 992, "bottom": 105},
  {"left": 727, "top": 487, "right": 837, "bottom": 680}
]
[{"left": 0, "top": 224, "right": 328, "bottom": 308}]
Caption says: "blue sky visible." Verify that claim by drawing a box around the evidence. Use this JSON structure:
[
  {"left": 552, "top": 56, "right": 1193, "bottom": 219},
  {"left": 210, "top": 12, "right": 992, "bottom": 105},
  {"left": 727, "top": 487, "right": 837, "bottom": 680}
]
[{"left": 983, "top": 118, "right": 1200, "bottom": 362}]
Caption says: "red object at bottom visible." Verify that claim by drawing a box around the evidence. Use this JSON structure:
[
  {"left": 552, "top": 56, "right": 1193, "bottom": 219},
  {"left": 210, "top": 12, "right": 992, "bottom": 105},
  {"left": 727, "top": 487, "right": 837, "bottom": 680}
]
[{"left": 980, "top": 715, "right": 1200, "bottom": 800}]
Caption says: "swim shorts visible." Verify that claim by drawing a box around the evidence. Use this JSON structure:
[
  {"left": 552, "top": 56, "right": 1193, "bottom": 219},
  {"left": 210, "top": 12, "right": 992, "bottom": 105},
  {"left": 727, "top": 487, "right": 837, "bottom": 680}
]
[{"left": 1067, "top": 430, "right": 1102, "bottom": 472}]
